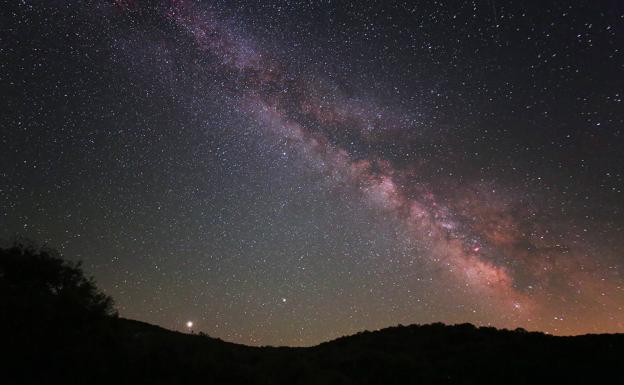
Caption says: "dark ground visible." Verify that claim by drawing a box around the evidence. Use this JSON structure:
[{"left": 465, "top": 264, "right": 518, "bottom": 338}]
[{"left": 5, "top": 317, "right": 624, "bottom": 385}]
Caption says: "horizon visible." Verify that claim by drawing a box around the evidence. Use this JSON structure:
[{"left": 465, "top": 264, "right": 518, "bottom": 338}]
[
  {"left": 121, "top": 315, "right": 623, "bottom": 349},
  {"left": 3, "top": 0, "right": 623, "bottom": 346}
]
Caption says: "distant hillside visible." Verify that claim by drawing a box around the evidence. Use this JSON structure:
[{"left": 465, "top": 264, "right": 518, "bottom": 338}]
[
  {"left": 2, "top": 242, "right": 623, "bottom": 384},
  {"left": 3, "top": 318, "right": 624, "bottom": 384},
  {"left": 5, "top": 317, "right": 624, "bottom": 384}
]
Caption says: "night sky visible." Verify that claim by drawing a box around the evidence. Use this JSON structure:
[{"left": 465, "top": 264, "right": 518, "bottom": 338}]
[{"left": 2, "top": 0, "right": 624, "bottom": 346}]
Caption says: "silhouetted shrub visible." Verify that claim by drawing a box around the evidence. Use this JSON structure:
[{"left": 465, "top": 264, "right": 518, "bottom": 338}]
[{"left": 0, "top": 241, "right": 116, "bottom": 326}]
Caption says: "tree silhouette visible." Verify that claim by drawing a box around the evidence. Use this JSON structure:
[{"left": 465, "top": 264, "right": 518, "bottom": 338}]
[
  {"left": 1, "top": 241, "right": 118, "bottom": 384},
  {"left": 0, "top": 241, "right": 116, "bottom": 327},
  {"left": 0, "top": 238, "right": 117, "bottom": 347}
]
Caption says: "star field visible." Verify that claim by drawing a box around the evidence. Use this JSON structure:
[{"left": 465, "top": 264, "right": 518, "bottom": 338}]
[{"left": 2, "top": 0, "right": 624, "bottom": 346}]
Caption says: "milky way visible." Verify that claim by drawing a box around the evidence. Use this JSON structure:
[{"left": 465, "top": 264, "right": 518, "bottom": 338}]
[{"left": 3, "top": 0, "right": 624, "bottom": 345}]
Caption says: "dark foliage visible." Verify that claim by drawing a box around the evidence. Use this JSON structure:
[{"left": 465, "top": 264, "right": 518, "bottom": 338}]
[
  {"left": 1, "top": 242, "right": 116, "bottom": 384},
  {"left": 1, "top": 243, "right": 623, "bottom": 385},
  {"left": 0, "top": 241, "right": 116, "bottom": 321}
]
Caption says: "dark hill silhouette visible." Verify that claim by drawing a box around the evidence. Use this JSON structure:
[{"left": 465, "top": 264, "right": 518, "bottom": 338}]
[{"left": 2, "top": 242, "right": 623, "bottom": 384}]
